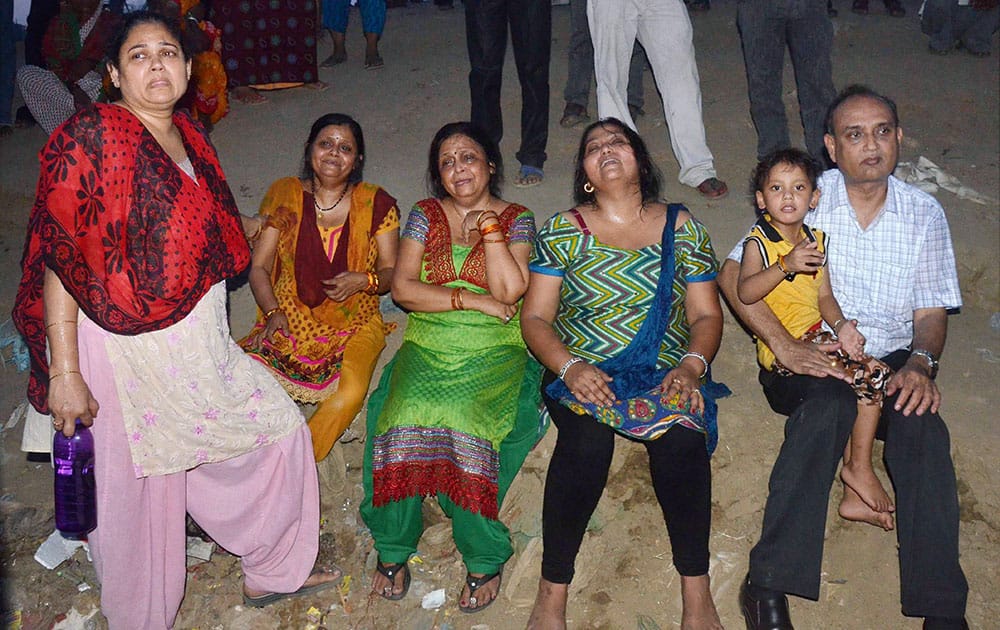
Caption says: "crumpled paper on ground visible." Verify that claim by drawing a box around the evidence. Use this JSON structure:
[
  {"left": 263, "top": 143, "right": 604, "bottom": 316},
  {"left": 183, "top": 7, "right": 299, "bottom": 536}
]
[{"left": 894, "top": 156, "right": 996, "bottom": 205}]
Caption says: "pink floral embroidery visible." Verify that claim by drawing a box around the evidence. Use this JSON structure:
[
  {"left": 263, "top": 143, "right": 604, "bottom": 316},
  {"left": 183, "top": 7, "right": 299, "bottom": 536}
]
[
  {"left": 193, "top": 424, "right": 204, "bottom": 436},
  {"left": 188, "top": 381, "right": 199, "bottom": 392},
  {"left": 131, "top": 431, "right": 143, "bottom": 443},
  {"left": 255, "top": 433, "right": 268, "bottom": 447},
  {"left": 204, "top": 408, "right": 219, "bottom": 421},
  {"left": 251, "top": 388, "right": 264, "bottom": 401},
  {"left": 195, "top": 449, "right": 208, "bottom": 463},
  {"left": 167, "top": 331, "right": 181, "bottom": 345},
  {"left": 247, "top": 409, "right": 259, "bottom": 422},
  {"left": 125, "top": 379, "right": 140, "bottom": 392},
  {"left": 143, "top": 411, "right": 158, "bottom": 426},
  {"left": 166, "top": 365, "right": 180, "bottom": 379}
]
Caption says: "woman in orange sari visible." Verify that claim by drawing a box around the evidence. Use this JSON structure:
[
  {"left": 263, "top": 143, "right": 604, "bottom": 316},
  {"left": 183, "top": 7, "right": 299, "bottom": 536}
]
[{"left": 239, "top": 113, "right": 399, "bottom": 462}]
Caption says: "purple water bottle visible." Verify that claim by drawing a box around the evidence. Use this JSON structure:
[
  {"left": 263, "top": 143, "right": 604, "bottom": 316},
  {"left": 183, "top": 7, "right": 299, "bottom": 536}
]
[{"left": 53, "top": 420, "right": 97, "bottom": 540}]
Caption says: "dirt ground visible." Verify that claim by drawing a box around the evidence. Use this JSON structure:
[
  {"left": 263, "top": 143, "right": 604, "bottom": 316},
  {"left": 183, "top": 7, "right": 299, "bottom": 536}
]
[{"left": 1, "top": 2, "right": 998, "bottom": 629}]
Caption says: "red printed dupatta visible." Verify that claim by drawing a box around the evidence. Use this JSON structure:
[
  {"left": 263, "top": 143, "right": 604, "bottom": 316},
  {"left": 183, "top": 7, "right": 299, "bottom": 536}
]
[
  {"left": 13, "top": 103, "right": 250, "bottom": 413},
  {"left": 417, "top": 198, "right": 529, "bottom": 288}
]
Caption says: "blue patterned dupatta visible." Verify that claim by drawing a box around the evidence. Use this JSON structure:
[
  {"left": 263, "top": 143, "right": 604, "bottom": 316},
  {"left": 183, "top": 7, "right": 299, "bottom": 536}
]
[{"left": 545, "top": 204, "right": 728, "bottom": 454}]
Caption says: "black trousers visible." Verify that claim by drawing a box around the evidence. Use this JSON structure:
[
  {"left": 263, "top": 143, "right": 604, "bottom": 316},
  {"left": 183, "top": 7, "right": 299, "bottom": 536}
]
[
  {"left": 751, "top": 350, "right": 968, "bottom": 619},
  {"left": 464, "top": 0, "right": 550, "bottom": 169},
  {"left": 539, "top": 373, "right": 711, "bottom": 583}
]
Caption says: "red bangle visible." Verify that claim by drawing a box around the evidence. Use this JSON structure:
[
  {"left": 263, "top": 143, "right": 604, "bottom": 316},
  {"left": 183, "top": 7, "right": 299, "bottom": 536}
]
[{"left": 480, "top": 223, "right": 503, "bottom": 237}]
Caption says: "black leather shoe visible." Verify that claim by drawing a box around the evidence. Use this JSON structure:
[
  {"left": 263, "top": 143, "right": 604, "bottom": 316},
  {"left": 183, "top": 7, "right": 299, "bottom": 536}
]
[
  {"left": 740, "top": 576, "right": 793, "bottom": 630},
  {"left": 923, "top": 617, "right": 969, "bottom": 630}
]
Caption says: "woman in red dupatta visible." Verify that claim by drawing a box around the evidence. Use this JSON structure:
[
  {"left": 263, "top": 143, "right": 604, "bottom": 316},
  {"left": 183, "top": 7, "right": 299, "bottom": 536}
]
[{"left": 13, "top": 12, "right": 338, "bottom": 627}]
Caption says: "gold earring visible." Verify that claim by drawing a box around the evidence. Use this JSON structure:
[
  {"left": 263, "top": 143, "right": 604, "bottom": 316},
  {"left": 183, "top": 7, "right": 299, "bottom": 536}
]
[{"left": 583, "top": 182, "right": 595, "bottom": 194}]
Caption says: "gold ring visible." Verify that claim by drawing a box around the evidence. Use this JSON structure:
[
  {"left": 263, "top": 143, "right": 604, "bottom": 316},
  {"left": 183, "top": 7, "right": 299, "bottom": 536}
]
[{"left": 830, "top": 360, "right": 838, "bottom": 367}]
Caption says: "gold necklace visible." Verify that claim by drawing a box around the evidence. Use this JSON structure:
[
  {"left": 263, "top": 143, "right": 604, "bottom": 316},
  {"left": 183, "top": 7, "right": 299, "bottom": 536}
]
[{"left": 314, "top": 181, "right": 349, "bottom": 213}]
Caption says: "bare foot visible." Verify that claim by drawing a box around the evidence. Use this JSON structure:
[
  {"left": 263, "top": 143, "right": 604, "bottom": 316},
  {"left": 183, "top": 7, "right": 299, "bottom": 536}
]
[
  {"left": 460, "top": 571, "right": 501, "bottom": 611},
  {"left": 526, "top": 579, "right": 568, "bottom": 630},
  {"left": 680, "top": 575, "right": 724, "bottom": 630},
  {"left": 243, "top": 566, "right": 341, "bottom": 599},
  {"left": 841, "top": 459, "right": 894, "bottom": 513},
  {"left": 839, "top": 483, "right": 894, "bottom": 530},
  {"left": 232, "top": 86, "right": 267, "bottom": 104},
  {"left": 370, "top": 561, "right": 408, "bottom": 599},
  {"left": 321, "top": 49, "right": 347, "bottom": 67}
]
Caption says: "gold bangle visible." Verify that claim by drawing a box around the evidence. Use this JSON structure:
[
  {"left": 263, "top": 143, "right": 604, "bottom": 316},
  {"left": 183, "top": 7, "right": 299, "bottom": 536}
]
[
  {"left": 476, "top": 211, "right": 499, "bottom": 230},
  {"left": 365, "top": 271, "right": 380, "bottom": 295},
  {"left": 263, "top": 307, "right": 282, "bottom": 320},
  {"left": 451, "top": 287, "right": 465, "bottom": 311},
  {"left": 482, "top": 238, "right": 505, "bottom": 243},
  {"left": 45, "top": 320, "right": 78, "bottom": 330},
  {"left": 480, "top": 223, "right": 503, "bottom": 237},
  {"left": 49, "top": 370, "right": 81, "bottom": 380}
]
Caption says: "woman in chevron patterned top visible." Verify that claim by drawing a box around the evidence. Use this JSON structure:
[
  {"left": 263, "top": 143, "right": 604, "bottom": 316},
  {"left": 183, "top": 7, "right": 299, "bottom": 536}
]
[{"left": 522, "top": 118, "right": 726, "bottom": 630}]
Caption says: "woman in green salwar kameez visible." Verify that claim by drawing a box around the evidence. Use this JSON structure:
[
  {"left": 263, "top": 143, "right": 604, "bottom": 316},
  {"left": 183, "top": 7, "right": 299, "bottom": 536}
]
[{"left": 361, "top": 122, "right": 543, "bottom": 613}]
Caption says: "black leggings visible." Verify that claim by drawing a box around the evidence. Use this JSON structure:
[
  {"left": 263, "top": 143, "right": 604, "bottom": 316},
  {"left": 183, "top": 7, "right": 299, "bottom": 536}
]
[{"left": 539, "top": 373, "right": 712, "bottom": 583}]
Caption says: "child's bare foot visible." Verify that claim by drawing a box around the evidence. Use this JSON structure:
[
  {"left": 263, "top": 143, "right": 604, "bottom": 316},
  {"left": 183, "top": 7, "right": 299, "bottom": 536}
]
[
  {"left": 526, "top": 578, "right": 568, "bottom": 630},
  {"left": 839, "top": 483, "right": 894, "bottom": 530},
  {"left": 680, "top": 575, "right": 724, "bottom": 630},
  {"left": 841, "top": 459, "right": 894, "bottom": 513}
]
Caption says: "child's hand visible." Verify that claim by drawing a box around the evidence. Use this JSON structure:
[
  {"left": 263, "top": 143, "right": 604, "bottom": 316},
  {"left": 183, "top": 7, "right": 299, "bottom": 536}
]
[
  {"left": 782, "top": 238, "right": 826, "bottom": 274},
  {"left": 837, "top": 319, "right": 866, "bottom": 360}
]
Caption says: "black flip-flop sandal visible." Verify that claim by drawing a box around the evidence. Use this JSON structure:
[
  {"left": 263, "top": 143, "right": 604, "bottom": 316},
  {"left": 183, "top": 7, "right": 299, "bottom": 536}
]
[
  {"left": 375, "top": 560, "right": 410, "bottom": 601},
  {"left": 459, "top": 569, "right": 502, "bottom": 614}
]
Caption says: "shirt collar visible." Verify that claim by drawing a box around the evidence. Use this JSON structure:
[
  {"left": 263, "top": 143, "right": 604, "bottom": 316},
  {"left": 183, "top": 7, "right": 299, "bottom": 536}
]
[{"left": 754, "top": 215, "right": 816, "bottom": 244}]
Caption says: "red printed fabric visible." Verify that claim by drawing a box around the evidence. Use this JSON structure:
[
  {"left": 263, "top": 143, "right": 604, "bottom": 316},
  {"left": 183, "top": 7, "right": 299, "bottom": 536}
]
[
  {"left": 418, "top": 199, "right": 529, "bottom": 290},
  {"left": 13, "top": 103, "right": 251, "bottom": 413}
]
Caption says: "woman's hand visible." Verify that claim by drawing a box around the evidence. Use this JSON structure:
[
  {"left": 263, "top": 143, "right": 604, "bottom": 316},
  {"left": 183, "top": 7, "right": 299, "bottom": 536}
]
[
  {"left": 49, "top": 372, "right": 99, "bottom": 437},
  {"left": 321, "top": 271, "right": 368, "bottom": 302},
  {"left": 465, "top": 291, "right": 518, "bottom": 323},
  {"left": 563, "top": 362, "right": 615, "bottom": 407},
  {"left": 247, "top": 310, "right": 289, "bottom": 348},
  {"left": 461, "top": 210, "right": 493, "bottom": 242},
  {"left": 661, "top": 363, "right": 705, "bottom": 415}
]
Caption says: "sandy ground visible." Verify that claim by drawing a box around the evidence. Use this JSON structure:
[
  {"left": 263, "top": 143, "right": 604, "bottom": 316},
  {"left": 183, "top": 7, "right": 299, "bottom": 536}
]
[{"left": 1, "top": 2, "right": 998, "bottom": 629}]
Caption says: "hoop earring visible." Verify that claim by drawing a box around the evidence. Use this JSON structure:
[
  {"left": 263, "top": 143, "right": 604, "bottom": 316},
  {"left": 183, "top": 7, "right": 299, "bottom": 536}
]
[{"left": 583, "top": 182, "right": 594, "bottom": 194}]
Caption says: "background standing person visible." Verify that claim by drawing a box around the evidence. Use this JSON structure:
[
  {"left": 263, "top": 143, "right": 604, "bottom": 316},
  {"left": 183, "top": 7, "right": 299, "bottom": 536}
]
[
  {"left": 588, "top": 0, "right": 728, "bottom": 199},
  {"left": 239, "top": 113, "right": 400, "bottom": 463},
  {"left": 321, "top": 0, "right": 386, "bottom": 69},
  {"left": 1, "top": 0, "right": 17, "bottom": 137},
  {"left": 719, "top": 85, "right": 968, "bottom": 630},
  {"left": 524, "top": 119, "right": 725, "bottom": 630},
  {"left": 12, "top": 12, "right": 340, "bottom": 627},
  {"left": 560, "top": 0, "right": 646, "bottom": 128},
  {"left": 464, "top": 0, "right": 551, "bottom": 187},
  {"left": 922, "top": 0, "right": 999, "bottom": 56},
  {"left": 212, "top": 0, "right": 326, "bottom": 104},
  {"left": 737, "top": 0, "right": 837, "bottom": 165},
  {"left": 361, "top": 122, "right": 542, "bottom": 613}
]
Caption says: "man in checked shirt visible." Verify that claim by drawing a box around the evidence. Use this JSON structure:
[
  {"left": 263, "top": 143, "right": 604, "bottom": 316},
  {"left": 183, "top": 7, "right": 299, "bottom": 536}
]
[{"left": 718, "top": 85, "right": 968, "bottom": 630}]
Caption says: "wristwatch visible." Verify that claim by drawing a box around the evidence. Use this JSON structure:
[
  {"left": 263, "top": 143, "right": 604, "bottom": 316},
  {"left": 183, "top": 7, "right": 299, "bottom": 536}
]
[{"left": 910, "top": 349, "right": 939, "bottom": 378}]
